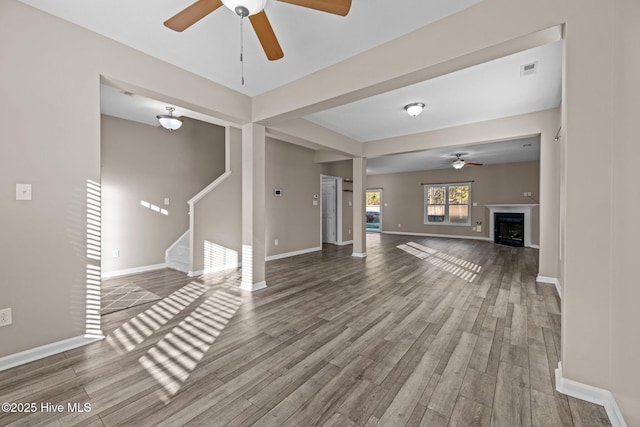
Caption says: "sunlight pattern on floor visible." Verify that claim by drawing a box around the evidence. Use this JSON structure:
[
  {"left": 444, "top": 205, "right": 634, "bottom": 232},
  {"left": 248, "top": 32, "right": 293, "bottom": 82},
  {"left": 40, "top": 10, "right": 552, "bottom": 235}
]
[
  {"left": 106, "top": 281, "right": 209, "bottom": 354},
  {"left": 397, "top": 241, "right": 482, "bottom": 283},
  {"left": 138, "top": 289, "right": 241, "bottom": 402}
]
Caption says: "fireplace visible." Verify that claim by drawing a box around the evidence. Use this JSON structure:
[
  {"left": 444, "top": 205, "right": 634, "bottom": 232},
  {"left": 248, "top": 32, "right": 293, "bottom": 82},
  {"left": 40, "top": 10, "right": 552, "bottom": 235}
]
[{"left": 494, "top": 212, "right": 525, "bottom": 247}]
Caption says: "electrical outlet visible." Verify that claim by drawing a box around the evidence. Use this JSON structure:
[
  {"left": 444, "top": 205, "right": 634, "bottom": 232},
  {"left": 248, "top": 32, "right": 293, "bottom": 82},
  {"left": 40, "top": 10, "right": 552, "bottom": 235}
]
[
  {"left": 112, "top": 249, "right": 120, "bottom": 258},
  {"left": 274, "top": 239, "right": 279, "bottom": 246},
  {"left": 0, "top": 308, "right": 12, "bottom": 327},
  {"left": 348, "top": 229, "right": 351, "bottom": 235},
  {"left": 524, "top": 192, "right": 527, "bottom": 197},
  {"left": 398, "top": 223, "right": 402, "bottom": 228}
]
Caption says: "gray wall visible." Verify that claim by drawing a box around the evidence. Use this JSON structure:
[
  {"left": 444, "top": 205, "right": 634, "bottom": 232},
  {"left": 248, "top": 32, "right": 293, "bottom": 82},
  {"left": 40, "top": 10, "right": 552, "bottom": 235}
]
[
  {"left": 266, "top": 138, "right": 321, "bottom": 256},
  {"left": 101, "top": 115, "right": 225, "bottom": 273},
  {"left": 366, "top": 161, "right": 540, "bottom": 244}
]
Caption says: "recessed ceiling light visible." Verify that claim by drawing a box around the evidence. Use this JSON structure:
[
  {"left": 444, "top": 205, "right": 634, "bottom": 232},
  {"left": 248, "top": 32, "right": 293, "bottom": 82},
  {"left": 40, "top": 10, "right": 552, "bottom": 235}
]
[{"left": 404, "top": 102, "right": 425, "bottom": 117}]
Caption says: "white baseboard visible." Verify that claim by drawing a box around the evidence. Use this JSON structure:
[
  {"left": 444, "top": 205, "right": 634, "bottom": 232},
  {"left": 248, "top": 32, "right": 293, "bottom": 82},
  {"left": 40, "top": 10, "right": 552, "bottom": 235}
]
[
  {"left": 382, "top": 231, "right": 492, "bottom": 243},
  {"left": 530, "top": 244, "right": 540, "bottom": 249},
  {"left": 188, "top": 262, "right": 242, "bottom": 277},
  {"left": 352, "top": 252, "right": 367, "bottom": 258},
  {"left": 240, "top": 280, "right": 267, "bottom": 292},
  {"left": 101, "top": 263, "right": 166, "bottom": 279},
  {"left": 266, "top": 246, "right": 321, "bottom": 261},
  {"left": 336, "top": 240, "right": 353, "bottom": 246},
  {"left": 555, "top": 362, "right": 627, "bottom": 427},
  {"left": 0, "top": 335, "right": 104, "bottom": 372},
  {"left": 536, "top": 275, "right": 562, "bottom": 298}
]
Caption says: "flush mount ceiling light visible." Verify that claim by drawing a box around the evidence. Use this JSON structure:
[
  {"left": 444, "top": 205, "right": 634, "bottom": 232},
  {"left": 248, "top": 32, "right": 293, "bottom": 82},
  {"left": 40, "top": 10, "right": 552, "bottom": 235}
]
[
  {"left": 157, "top": 106, "right": 183, "bottom": 131},
  {"left": 404, "top": 102, "right": 425, "bottom": 117}
]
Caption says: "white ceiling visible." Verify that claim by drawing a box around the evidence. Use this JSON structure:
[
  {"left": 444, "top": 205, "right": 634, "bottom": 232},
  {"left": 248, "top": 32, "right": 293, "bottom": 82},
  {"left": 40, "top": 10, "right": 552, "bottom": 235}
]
[
  {"left": 306, "top": 41, "right": 562, "bottom": 142},
  {"left": 26, "top": 0, "right": 561, "bottom": 174},
  {"left": 18, "top": 0, "right": 480, "bottom": 96}
]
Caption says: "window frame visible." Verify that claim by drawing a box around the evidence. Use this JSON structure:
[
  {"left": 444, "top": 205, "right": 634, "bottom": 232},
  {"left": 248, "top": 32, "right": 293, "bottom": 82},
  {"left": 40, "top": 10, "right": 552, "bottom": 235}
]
[{"left": 423, "top": 182, "right": 472, "bottom": 226}]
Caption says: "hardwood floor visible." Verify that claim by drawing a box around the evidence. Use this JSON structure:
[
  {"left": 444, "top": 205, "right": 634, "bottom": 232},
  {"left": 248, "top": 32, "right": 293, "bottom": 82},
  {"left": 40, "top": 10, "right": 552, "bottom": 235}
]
[{"left": 0, "top": 233, "right": 612, "bottom": 426}]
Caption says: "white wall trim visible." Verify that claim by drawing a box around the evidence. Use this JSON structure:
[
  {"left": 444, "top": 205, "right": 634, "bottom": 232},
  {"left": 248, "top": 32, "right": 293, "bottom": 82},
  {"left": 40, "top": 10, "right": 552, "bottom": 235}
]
[
  {"left": 101, "top": 263, "right": 166, "bottom": 279},
  {"left": 188, "top": 262, "right": 242, "bottom": 277},
  {"left": 266, "top": 246, "right": 322, "bottom": 261},
  {"left": 536, "top": 275, "right": 562, "bottom": 298},
  {"left": 0, "top": 335, "right": 103, "bottom": 372},
  {"left": 240, "top": 280, "right": 267, "bottom": 292},
  {"left": 383, "top": 231, "right": 492, "bottom": 242},
  {"left": 336, "top": 240, "right": 353, "bottom": 246},
  {"left": 352, "top": 252, "right": 367, "bottom": 258},
  {"left": 555, "top": 362, "right": 627, "bottom": 427},
  {"left": 530, "top": 244, "right": 540, "bottom": 249},
  {"left": 188, "top": 171, "right": 232, "bottom": 206}
]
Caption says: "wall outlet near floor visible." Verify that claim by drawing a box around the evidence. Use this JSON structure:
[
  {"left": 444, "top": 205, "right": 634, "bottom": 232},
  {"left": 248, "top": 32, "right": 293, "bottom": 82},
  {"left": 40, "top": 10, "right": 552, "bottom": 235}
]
[
  {"left": 0, "top": 308, "right": 12, "bottom": 327},
  {"left": 274, "top": 239, "right": 279, "bottom": 246},
  {"left": 112, "top": 249, "right": 120, "bottom": 258},
  {"left": 476, "top": 225, "right": 482, "bottom": 232},
  {"left": 398, "top": 223, "right": 401, "bottom": 228},
  {"left": 348, "top": 229, "right": 351, "bottom": 235}
]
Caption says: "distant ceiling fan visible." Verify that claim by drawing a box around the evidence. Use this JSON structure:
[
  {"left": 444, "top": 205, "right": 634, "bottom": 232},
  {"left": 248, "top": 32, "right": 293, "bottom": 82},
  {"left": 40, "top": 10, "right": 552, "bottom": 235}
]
[
  {"left": 164, "top": 0, "right": 352, "bottom": 61},
  {"left": 451, "top": 153, "right": 483, "bottom": 169}
]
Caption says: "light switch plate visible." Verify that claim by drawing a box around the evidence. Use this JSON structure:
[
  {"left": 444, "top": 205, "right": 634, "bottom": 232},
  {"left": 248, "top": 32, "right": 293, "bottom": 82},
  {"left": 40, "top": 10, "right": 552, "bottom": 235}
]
[
  {"left": 0, "top": 308, "right": 12, "bottom": 327},
  {"left": 16, "top": 184, "right": 32, "bottom": 201}
]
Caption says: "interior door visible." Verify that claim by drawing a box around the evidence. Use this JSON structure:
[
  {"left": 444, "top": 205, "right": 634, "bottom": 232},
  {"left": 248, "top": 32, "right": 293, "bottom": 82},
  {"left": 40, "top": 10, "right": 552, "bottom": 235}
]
[{"left": 322, "top": 178, "right": 337, "bottom": 244}]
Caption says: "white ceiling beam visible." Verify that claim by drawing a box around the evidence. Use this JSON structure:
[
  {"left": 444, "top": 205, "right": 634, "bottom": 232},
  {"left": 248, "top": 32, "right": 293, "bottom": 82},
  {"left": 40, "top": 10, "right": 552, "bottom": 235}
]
[
  {"left": 364, "top": 108, "right": 560, "bottom": 159},
  {"left": 266, "top": 118, "right": 363, "bottom": 157}
]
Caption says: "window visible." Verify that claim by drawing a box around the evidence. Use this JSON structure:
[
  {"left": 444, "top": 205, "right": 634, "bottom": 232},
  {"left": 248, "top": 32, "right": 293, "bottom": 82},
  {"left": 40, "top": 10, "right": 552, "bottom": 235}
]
[{"left": 424, "top": 183, "right": 471, "bottom": 225}]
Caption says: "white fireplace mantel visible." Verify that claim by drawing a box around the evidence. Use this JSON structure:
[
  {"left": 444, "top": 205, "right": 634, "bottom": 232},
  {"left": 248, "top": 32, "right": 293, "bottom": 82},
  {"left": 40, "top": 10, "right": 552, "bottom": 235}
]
[{"left": 486, "top": 204, "right": 539, "bottom": 248}]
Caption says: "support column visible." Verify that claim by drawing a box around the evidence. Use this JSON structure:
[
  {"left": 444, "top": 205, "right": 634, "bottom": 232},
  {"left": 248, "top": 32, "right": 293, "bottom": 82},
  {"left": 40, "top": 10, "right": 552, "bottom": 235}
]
[
  {"left": 241, "top": 123, "right": 267, "bottom": 291},
  {"left": 352, "top": 157, "right": 367, "bottom": 257}
]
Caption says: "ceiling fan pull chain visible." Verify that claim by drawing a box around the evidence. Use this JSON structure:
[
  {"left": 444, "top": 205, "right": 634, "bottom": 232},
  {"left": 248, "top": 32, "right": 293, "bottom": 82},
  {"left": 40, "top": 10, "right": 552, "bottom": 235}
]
[{"left": 240, "top": 15, "right": 245, "bottom": 85}]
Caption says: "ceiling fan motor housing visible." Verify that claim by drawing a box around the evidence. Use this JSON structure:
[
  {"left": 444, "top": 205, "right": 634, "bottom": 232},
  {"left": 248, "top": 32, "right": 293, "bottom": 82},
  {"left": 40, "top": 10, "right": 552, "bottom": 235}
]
[{"left": 222, "top": 0, "right": 268, "bottom": 16}]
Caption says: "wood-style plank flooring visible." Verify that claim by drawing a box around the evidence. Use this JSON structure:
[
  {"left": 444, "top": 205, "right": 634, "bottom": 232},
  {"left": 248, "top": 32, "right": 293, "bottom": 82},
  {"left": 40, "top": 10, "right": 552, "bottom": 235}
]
[{"left": 0, "top": 233, "right": 612, "bottom": 426}]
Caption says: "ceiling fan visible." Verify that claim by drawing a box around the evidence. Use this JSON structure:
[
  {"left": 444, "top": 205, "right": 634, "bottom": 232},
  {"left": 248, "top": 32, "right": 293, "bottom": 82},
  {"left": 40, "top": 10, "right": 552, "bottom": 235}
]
[
  {"left": 451, "top": 153, "right": 483, "bottom": 169},
  {"left": 164, "top": 0, "right": 352, "bottom": 61}
]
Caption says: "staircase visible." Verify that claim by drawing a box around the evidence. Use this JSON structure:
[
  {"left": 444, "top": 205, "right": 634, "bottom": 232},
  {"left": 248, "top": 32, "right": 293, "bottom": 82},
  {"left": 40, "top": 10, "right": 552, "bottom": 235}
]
[{"left": 165, "top": 230, "right": 190, "bottom": 273}]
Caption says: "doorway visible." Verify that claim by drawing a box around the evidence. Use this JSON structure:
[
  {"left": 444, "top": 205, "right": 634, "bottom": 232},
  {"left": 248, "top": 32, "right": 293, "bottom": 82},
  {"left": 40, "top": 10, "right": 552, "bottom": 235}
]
[
  {"left": 321, "top": 175, "right": 344, "bottom": 245},
  {"left": 366, "top": 189, "right": 382, "bottom": 232}
]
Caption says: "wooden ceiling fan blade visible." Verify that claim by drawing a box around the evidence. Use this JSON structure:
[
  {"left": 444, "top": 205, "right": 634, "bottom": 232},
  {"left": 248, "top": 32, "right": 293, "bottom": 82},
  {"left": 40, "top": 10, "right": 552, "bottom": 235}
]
[
  {"left": 464, "top": 162, "right": 483, "bottom": 166},
  {"left": 164, "top": 0, "right": 223, "bottom": 32},
  {"left": 279, "top": 0, "right": 352, "bottom": 16},
  {"left": 249, "top": 11, "right": 284, "bottom": 61}
]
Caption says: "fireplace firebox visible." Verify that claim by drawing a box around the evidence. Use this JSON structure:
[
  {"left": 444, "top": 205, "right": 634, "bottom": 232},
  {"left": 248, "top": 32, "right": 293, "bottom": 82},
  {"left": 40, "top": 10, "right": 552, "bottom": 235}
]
[{"left": 494, "top": 212, "right": 525, "bottom": 247}]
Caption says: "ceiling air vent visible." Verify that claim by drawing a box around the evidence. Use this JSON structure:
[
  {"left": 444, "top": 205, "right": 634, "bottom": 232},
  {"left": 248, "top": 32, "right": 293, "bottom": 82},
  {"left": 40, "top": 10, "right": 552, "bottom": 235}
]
[{"left": 520, "top": 61, "right": 538, "bottom": 77}]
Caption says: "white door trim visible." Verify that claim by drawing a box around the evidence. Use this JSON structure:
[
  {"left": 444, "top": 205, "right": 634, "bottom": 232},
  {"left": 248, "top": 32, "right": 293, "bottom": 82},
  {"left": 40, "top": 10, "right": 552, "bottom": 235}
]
[{"left": 320, "top": 175, "right": 343, "bottom": 246}]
